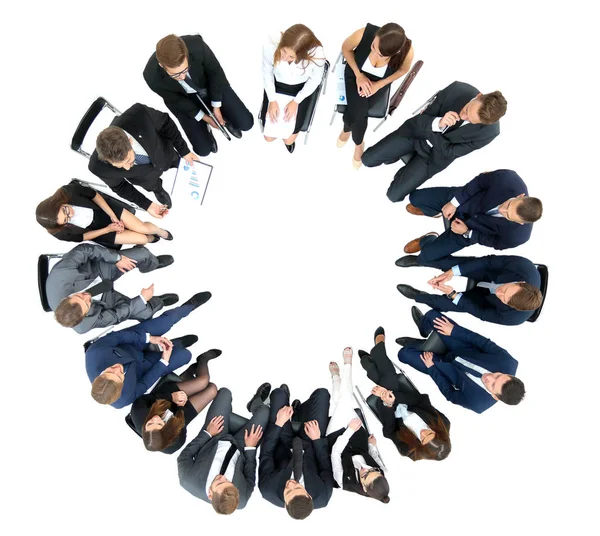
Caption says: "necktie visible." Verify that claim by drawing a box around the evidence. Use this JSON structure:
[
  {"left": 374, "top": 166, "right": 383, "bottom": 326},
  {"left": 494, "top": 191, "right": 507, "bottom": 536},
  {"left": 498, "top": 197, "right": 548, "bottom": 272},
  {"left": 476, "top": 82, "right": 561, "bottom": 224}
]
[
  {"left": 454, "top": 357, "right": 490, "bottom": 377},
  {"left": 184, "top": 75, "right": 208, "bottom": 98},
  {"left": 134, "top": 153, "right": 151, "bottom": 166},
  {"left": 219, "top": 443, "right": 237, "bottom": 475},
  {"left": 292, "top": 437, "right": 304, "bottom": 482},
  {"left": 85, "top": 280, "right": 114, "bottom": 297},
  {"left": 444, "top": 120, "right": 464, "bottom": 134},
  {"left": 476, "top": 281, "right": 501, "bottom": 294},
  {"left": 486, "top": 207, "right": 501, "bottom": 216}
]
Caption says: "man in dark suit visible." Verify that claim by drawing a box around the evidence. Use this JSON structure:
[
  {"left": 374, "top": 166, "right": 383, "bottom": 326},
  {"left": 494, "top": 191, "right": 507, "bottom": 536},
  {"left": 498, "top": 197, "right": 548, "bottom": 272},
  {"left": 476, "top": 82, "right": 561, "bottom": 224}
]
[
  {"left": 47, "top": 243, "right": 177, "bottom": 334},
  {"left": 361, "top": 81, "right": 507, "bottom": 202},
  {"left": 89, "top": 103, "right": 199, "bottom": 217},
  {"left": 396, "top": 309, "right": 525, "bottom": 414},
  {"left": 396, "top": 170, "right": 543, "bottom": 267},
  {"left": 144, "top": 34, "right": 254, "bottom": 157},
  {"left": 85, "top": 292, "right": 211, "bottom": 409},
  {"left": 177, "top": 384, "right": 271, "bottom": 514},
  {"left": 397, "top": 255, "right": 543, "bottom": 326},
  {"left": 259, "top": 385, "right": 333, "bottom": 519}
]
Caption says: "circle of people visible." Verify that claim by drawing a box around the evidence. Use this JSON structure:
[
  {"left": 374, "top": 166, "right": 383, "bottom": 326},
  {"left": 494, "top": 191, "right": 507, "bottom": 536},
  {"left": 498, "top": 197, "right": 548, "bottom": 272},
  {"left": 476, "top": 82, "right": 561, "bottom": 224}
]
[{"left": 36, "top": 23, "right": 546, "bottom": 519}]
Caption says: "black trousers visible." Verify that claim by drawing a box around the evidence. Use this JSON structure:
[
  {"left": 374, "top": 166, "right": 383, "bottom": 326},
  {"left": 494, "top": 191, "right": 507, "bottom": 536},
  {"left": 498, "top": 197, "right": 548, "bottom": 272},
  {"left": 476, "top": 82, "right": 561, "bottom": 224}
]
[
  {"left": 342, "top": 68, "right": 383, "bottom": 145},
  {"left": 360, "top": 342, "right": 400, "bottom": 392},
  {"left": 175, "top": 84, "right": 254, "bottom": 157}
]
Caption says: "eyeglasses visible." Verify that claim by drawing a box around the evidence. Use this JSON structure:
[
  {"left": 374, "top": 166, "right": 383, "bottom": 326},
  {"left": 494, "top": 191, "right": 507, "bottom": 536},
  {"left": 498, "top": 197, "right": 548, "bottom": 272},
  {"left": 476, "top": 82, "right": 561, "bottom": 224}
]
[
  {"left": 167, "top": 66, "right": 190, "bottom": 79},
  {"left": 61, "top": 205, "right": 71, "bottom": 223}
]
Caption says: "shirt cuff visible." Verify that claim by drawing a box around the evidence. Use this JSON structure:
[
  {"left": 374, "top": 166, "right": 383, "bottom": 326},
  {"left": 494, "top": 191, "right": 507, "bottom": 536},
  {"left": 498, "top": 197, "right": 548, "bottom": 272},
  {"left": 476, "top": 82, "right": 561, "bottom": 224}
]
[
  {"left": 451, "top": 265, "right": 462, "bottom": 276},
  {"left": 138, "top": 293, "right": 147, "bottom": 305},
  {"left": 203, "top": 429, "right": 212, "bottom": 438},
  {"left": 431, "top": 117, "right": 443, "bottom": 132},
  {"left": 465, "top": 230, "right": 473, "bottom": 239},
  {"left": 160, "top": 358, "right": 169, "bottom": 366},
  {"left": 211, "top": 101, "right": 222, "bottom": 108},
  {"left": 450, "top": 197, "right": 460, "bottom": 207},
  {"left": 452, "top": 292, "right": 463, "bottom": 305},
  {"left": 145, "top": 333, "right": 150, "bottom": 343},
  {"left": 244, "top": 447, "right": 256, "bottom": 451},
  {"left": 194, "top": 109, "right": 205, "bottom": 121}
]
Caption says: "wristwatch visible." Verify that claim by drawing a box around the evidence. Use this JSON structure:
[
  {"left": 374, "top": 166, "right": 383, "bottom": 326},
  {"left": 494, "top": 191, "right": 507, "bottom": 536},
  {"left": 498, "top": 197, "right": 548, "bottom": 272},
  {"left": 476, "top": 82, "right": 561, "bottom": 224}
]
[{"left": 447, "top": 290, "right": 457, "bottom": 300}]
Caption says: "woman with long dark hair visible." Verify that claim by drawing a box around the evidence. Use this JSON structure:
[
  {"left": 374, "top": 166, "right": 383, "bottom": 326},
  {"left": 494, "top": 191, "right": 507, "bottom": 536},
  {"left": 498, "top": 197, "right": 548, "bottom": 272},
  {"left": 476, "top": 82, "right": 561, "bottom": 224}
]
[
  {"left": 36, "top": 181, "right": 172, "bottom": 248},
  {"left": 359, "top": 327, "right": 451, "bottom": 461},
  {"left": 338, "top": 23, "right": 414, "bottom": 168},
  {"left": 130, "top": 349, "right": 220, "bottom": 454},
  {"left": 261, "top": 24, "right": 326, "bottom": 153}
]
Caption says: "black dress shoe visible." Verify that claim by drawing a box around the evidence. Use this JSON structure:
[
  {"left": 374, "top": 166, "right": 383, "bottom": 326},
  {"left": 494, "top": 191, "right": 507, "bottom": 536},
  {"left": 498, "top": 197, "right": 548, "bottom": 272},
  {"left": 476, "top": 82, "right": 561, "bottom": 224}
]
[
  {"left": 396, "top": 284, "right": 425, "bottom": 300},
  {"left": 374, "top": 326, "right": 385, "bottom": 344},
  {"left": 358, "top": 349, "right": 371, "bottom": 359},
  {"left": 247, "top": 382, "right": 272, "bottom": 412},
  {"left": 156, "top": 293, "right": 179, "bottom": 307},
  {"left": 162, "top": 230, "right": 173, "bottom": 241},
  {"left": 171, "top": 334, "right": 199, "bottom": 349},
  {"left": 225, "top": 121, "right": 242, "bottom": 139},
  {"left": 395, "top": 255, "right": 420, "bottom": 268},
  {"left": 197, "top": 348, "right": 222, "bottom": 362},
  {"left": 411, "top": 306, "right": 430, "bottom": 337},
  {"left": 182, "top": 291, "right": 212, "bottom": 309},
  {"left": 147, "top": 234, "right": 161, "bottom": 244},
  {"left": 284, "top": 141, "right": 295, "bottom": 153},
  {"left": 395, "top": 337, "right": 426, "bottom": 347},
  {"left": 280, "top": 384, "right": 290, "bottom": 399},
  {"left": 155, "top": 188, "right": 172, "bottom": 208},
  {"left": 209, "top": 130, "right": 218, "bottom": 153},
  {"left": 156, "top": 255, "right": 174, "bottom": 269},
  {"left": 291, "top": 399, "right": 301, "bottom": 414}
]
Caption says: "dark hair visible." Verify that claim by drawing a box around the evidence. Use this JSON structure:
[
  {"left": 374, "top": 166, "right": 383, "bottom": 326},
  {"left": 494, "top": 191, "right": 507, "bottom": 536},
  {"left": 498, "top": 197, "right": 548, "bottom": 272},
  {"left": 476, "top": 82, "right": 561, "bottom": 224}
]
[
  {"left": 478, "top": 91, "right": 507, "bottom": 124},
  {"left": 91, "top": 375, "right": 122, "bottom": 405},
  {"left": 375, "top": 23, "right": 412, "bottom": 71},
  {"left": 396, "top": 414, "right": 451, "bottom": 461},
  {"left": 497, "top": 376, "right": 526, "bottom": 405},
  {"left": 36, "top": 187, "right": 84, "bottom": 236},
  {"left": 54, "top": 297, "right": 85, "bottom": 327},
  {"left": 96, "top": 127, "right": 131, "bottom": 163},
  {"left": 508, "top": 283, "right": 543, "bottom": 311},
  {"left": 212, "top": 484, "right": 240, "bottom": 515},
  {"left": 274, "top": 24, "right": 324, "bottom": 67},
  {"left": 285, "top": 493, "right": 314, "bottom": 520},
  {"left": 156, "top": 34, "right": 188, "bottom": 68},
  {"left": 516, "top": 197, "right": 543, "bottom": 223},
  {"left": 365, "top": 475, "right": 390, "bottom": 503},
  {"left": 142, "top": 399, "right": 185, "bottom": 452}
]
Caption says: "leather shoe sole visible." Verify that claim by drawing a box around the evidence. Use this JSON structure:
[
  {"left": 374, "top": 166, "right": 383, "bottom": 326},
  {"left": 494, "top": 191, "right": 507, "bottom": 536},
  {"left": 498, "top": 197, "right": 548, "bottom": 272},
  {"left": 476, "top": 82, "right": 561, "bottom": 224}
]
[
  {"left": 397, "top": 284, "right": 425, "bottom": 300},
  {"left": 197, "top": 348, "right": 222, "bottom": 362},
  {"left": 395, "top": 255, "right": 420, "bottom": 268},
  {"left": 156, "top": 293, "right": 179, "bottom": 307},
  {"left": 156, "top": 255, "right": 174, "bottom": 269},
  {"left": 183, "top": 291, "right": 212, "bottom": 309},
  {"left": 395, "top": 336, "right": 426, "bottom": 347},
  {"left": 411, "top": 306, "right": 430, "bottom": 337},
  {"left": 406, "top": 203, "right": 424, "bottom": 216},
  {"left": 172, "top": 334, "right": 199, "bottom": 349},
  {"left": 247, "top": 382, "right": 271, "bottom": 412}
]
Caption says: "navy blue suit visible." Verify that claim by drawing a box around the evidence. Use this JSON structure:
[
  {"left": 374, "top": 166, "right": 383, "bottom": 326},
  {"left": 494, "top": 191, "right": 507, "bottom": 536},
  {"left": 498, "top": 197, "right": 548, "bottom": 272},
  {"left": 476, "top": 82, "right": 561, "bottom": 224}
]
[
  {"left": 85, "top": 304, "right": 195, "bottom": 409},
  {"left": 415, "top": 255, "right": 541, "bottom": 325},
  {"left": 398, "top": 310, "right": 518, "bottom": 413},
  {"left": 409, "top": 170, "right": 533, "bottom": 265}
]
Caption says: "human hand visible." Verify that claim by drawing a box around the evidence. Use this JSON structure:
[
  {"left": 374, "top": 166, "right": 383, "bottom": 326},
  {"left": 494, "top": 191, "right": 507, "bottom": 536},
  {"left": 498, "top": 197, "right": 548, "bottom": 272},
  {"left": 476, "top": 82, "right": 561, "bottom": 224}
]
[
  {"left": 433, "top": 315, "right": 455, "bottom": 336},
  {"left": 428, "top": 269, "right": 453, "bottom": 288},
  {"left": 304, "top": 420, "right": 321, "bottom": 440},
  {"left": 275, "top": 406, "right": 293, "bottom": 427},
  {"left": 213, "top": 107, "right": 226, "bottom": 126},
  {"left": 116, "top": 255, "right": 137, "bottom": 273},
  {"left": 436, "top": 283, "right": 455, "bottom": 296},
  {"left": 141, "top": 283, "right": 155, "bottom": 302},
  {"left": 206, "top": 415, "right": 225, "bottom": 436},
  {"left": 368, "top": 434, "right": 377, "bottom": 446},
  {"left": 203, "top": 115, "right": 219, "bottom": 129},
  {"left": 420, "top": 351, "right": 435, "bottom": 368},
  {"left": 148, "top": 203, "right": 168, "bottom": 219},
  {"left": 171, "top": 390, "right": 188, "bottom": 406},
  {"left": 160, "top": 338, "right": 173, "bottom": 362},
  {"left": 106, "top": 222, "right": 123, "bottom": 233},
  {"left": 244, "top": 424, "right": 263, "bottom": 447},
  {"left": 438, "top": 111, "right": 460, "bottom": 130},
  {"left": 348, "top": 418, "right": 362, "bottom": 431},
  {"left": 148, "top": 335, "right": 169, "bottom": 347},
  {"left": 284, "top": 100, "right": 299, "bottom": 122},
  {"left": 361, "top": 79, "right": 381, "bottom": 97},
  {"left": 267, "top": 101, "right": 280, "bottom": 123},
  {"left": 356, "top": 73, "right": 373, "bottom": 97},
  {"left": 371, "top": 386, "right": 395, "bottom": 406},
  {"left": 451, "top": 218, "right": 469, "bottom": 235},
  {"left": 183, "top": 152, "right": 200, "bottom": 166},
  {"left": 442, "top": 201, "right": 457, "bottom": 220}
]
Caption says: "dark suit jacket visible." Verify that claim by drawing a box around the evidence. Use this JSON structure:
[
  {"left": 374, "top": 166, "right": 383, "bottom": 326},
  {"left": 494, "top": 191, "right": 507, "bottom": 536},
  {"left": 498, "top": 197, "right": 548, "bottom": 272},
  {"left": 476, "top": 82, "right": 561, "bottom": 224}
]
[
  {"left": 427, "top": 324, "right": 518, "bottom": 414},
  {"left": 51, "top": 182, "right": 98, "bottom": 243},
  {"left": 143, "top": 34, "right": 229, "bottom": 119},
  {"left": 455, "top": 170, "right": 533, "bottom": 250},
  {"left": 177, "top": 431, "right": 257, "bottom": 508},
  {"left": 258, "top": 424, "right": 333, "bottom": 509},
  {"left": 397, "top": 81, "right": 500, "bottom": 176},
  {"left": 85, "top": 324, "right": 171, "bottom": 409},
  {"left": 456, "top": 255, "right": 541, "bottom": 325},
  {"left": 88, "top": 103, "right": 189, "bottom": 209}
]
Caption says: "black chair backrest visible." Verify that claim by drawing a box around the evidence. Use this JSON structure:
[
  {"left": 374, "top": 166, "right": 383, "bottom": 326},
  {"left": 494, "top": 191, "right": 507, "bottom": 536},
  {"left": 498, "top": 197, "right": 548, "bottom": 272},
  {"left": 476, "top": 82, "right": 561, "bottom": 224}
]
[
  {"left": 388, "top": 60, "right": 424, "bottom": 116},
  {"left": 367, "top": 84, "right": 391, "bottom": 118},
  {"left": 299, "top": 60, "right": 330, "bottom": 131},
  {"left": 365, "top": 371, "right": 421, "bottom": 423},
  {"left": 70, "top": 179, "right": 136, "bottom": 215},
  {"left": 527, "top": 264, "right": 548, "bottom": 322},
  {"left": 38, "top": 255, "right": 52, "bottom": 312},
  {"left": 421, "top": 331, "right": 448, "bottom": 354},
  {"left": 71, "top": 97, "right": 109, "bottom": 154}
]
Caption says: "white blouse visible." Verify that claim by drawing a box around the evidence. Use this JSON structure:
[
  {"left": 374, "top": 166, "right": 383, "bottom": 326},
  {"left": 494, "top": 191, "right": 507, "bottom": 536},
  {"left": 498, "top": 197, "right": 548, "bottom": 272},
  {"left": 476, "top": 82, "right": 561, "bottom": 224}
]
[
  {"left": 361, "top": 56, "right": 387, "bottom": 78},
  {"left": 262, "top": 32, "right": 326, "bottom": 104},
  {"left": 395, "top": 403, "right": 432, "bottom": 439},
  {"left": 69, "top": 206, "right": 94, "bottom": 228}
]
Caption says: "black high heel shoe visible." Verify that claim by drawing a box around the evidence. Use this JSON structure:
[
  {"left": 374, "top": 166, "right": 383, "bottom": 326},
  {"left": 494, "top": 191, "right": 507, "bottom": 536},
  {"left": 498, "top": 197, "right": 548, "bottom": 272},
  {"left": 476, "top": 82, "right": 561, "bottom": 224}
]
[{"left": 284, "top": 141, "right": 295, "bottom": 154}]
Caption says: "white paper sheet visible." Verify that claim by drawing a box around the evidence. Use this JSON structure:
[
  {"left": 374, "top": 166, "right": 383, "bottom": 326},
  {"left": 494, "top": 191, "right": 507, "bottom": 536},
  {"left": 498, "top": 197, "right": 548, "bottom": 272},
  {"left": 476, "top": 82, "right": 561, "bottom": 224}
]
[{"left": 263, "top": 93, "right": 296, "bottom": 139}]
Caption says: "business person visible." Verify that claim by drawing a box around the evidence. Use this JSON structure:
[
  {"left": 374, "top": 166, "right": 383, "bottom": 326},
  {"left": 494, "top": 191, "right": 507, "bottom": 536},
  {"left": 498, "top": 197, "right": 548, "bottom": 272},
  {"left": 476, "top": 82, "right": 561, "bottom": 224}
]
[
  {"left": 177, "top": 383, "right": 271, "bottom": 514},
  {"left": 397, "top": 170, "right": 543, "bottom": 266},
  {"left": 361, "top": 81, "right": 507, "bottom": 202},
  {"left": 144, "top": 34, "right": 254, "bottom": 157},
  {"left": 89, "top": 103, "right": 199, "bottom": 216},
  {"left": 36, "top": 181, "right": 173, "bottom": 248},
  {"left": 396, "top": 309, "right": 525, "bottom": 414},
  {"left": 47, "top": 243, "right": 176, "bottom": 334},
  {"left": 85, "top": 292, "right": 212, "bottom": 409},
  {"left": 259, "top": 384, "right": 333, "bottom": 519},
  {"left": 326, "top": 347, "right": 389, "bottom": 501},
  {"left": 338, "top": 23, "right": 414, "bottom": 168},
  {"left": 359, "top": 327, "right": 451, "bottom": 461},
  {"left": 261, "top": 24, "right": 326, "bottom": 153},
  {"left": 131, "top": 349, "right": 221, "bottom": 454},
  {"left": 397, "top": 255, "right": 543, "bottom": 326}
]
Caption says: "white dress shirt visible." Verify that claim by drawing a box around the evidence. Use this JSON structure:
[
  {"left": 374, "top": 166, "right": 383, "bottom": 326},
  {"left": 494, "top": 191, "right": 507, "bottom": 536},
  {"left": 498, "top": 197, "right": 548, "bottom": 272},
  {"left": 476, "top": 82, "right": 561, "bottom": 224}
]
[
  {"left": 202, "top": 434, "right": 256, "bottom": 495},
  {"left": 455, "top": 357, "right": 492, "bottom": 392},
  {"left": 394, "top": 404, "right": 432, "bottom": 440},
  {"left": 69, "top": 206, "right": 94, "bottom": 228}
]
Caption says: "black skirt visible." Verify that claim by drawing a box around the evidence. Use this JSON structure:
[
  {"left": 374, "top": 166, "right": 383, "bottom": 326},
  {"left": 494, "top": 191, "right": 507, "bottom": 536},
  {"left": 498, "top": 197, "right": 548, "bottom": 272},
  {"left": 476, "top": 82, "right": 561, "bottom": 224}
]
[
  {"left": 260, "top": 79, "right": 314, "bottom": 135},
  {"left": 89, "top": 200, "right": 132, "bottom": 248}
]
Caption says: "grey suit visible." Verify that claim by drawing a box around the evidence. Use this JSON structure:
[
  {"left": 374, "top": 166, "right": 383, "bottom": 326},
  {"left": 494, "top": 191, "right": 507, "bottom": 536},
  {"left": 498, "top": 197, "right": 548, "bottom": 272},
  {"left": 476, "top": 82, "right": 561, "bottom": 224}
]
[
  {"left": 177, "top": 388, "right": 269, "bottom": 508},
  {"left": 46, "top": 243, "right": 162, "bottom": 334}
]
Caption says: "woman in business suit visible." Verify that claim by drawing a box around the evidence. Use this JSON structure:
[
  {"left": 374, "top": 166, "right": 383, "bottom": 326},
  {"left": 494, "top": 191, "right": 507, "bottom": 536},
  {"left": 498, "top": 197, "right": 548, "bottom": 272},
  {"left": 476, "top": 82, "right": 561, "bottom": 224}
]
[
  {"left": 261, "top": 24, "right": 326, "bottom": 153},
  {"left": 131, "top": 349, "right": 221, "bottom": 454},
  {"left": 339, "top": 23, "right": 414, "bottom": 168},
  {"left": 359, "top": 328, "right": 451, "bottom": 461},
  {"left": 36, "top": 182, "right": 173, "bottom": 248}
]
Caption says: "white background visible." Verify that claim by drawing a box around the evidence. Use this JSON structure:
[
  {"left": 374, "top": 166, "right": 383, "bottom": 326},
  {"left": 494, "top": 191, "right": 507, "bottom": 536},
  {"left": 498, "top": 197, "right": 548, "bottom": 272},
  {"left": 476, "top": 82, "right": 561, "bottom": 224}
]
[{"left": 2, "top": 1, "right": 597, "bottom": 535}]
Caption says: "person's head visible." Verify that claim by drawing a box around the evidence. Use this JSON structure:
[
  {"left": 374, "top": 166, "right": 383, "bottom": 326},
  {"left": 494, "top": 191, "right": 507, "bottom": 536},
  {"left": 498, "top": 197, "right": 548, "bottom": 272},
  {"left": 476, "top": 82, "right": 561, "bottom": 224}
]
[
  {"left": 96, "top": 127, "right": 135, "bottom": 168},
  {"left": 208, "top": 474, "right": 240, "bottom": 514},
  {"left": 91, "top": 363, "right": 125, "bottom": 405},
  {"left": 54, "top": 292, "right": 92, "bottom": 327},
  {"left": 500, "top": 195, "right": 543, "bottom": 224},
  {"left": 284, "top": 480, "right": 313, "bottom": 519},
  {"left": 482, "top": 373, "right": 526, "bottom": 405},
  {"left": 359, "top": 468, "right": 390, "bottom": 503},
  {"left": 36, "top": 187, "right": 75, "bottom": 233},
  {"left": 141, "top": 399, "right": 185, "bottom": 452},
  {"left": 396, "top": 414, "right": 452, "bottom": 461},
  {"left": 274, "top": 24, "right": 323, "bottom": 65},
  {"left": 460, "top": 91, "right": 507, "bottom": 124},
  {"left": 374, "top": 23, "right": 412, "bottom": 71},
  {"left": 156, "top": 34, "right": 190, "bottom": 80},
  {"left": 496, "top": 282, "right": 543, "bottom": 311}
]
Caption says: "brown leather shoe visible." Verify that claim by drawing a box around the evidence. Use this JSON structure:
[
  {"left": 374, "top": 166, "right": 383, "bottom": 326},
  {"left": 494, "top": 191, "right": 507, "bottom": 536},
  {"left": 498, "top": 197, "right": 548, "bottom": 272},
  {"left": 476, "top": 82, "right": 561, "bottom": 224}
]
[
  {"left": 404, "top": 232, "right": 439, "bottom": 254},
  {"left": 406, "top": 203, "right": 424, "bottom": 216}
]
